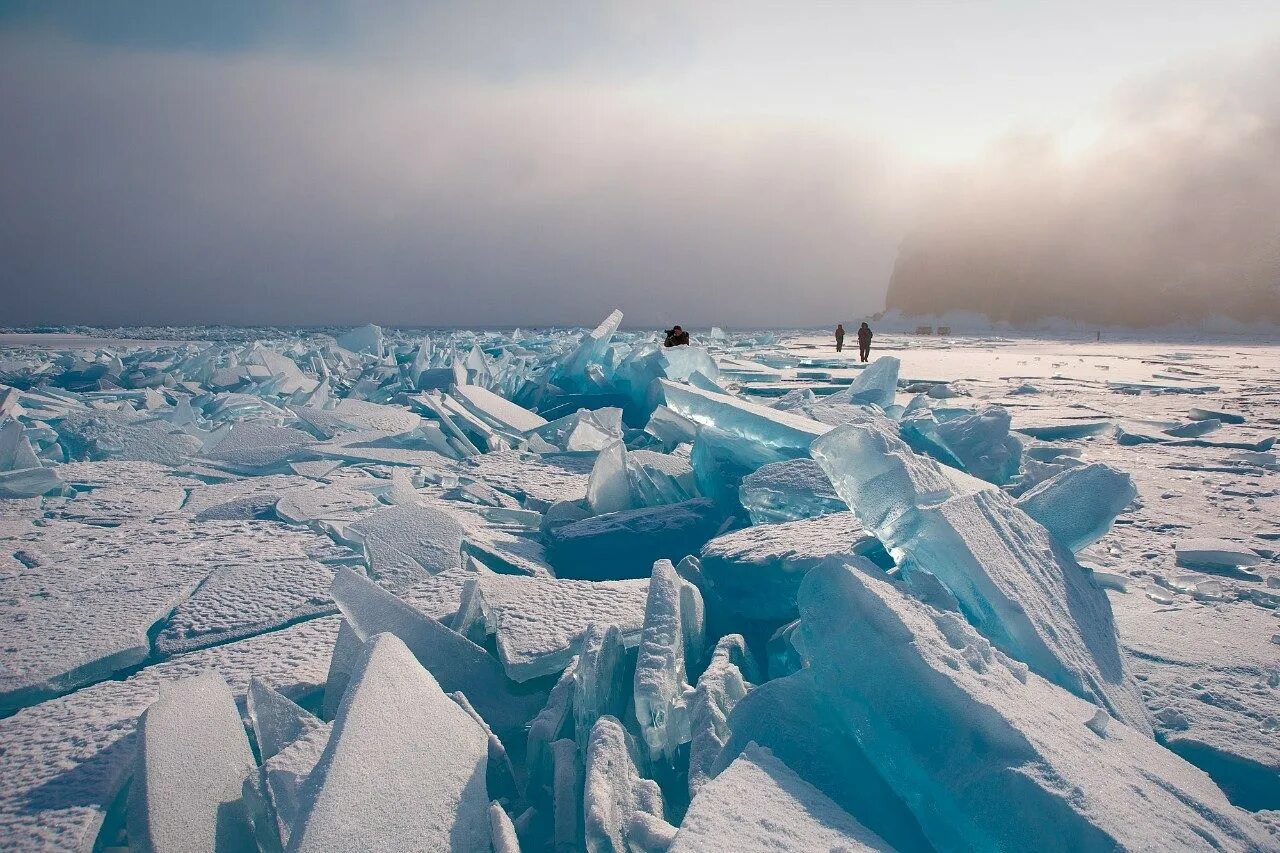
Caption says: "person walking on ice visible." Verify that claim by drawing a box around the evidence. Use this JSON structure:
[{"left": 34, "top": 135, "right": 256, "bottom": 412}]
[
  {"left": 857, "top": 322, "right": 873, "bottom": 362},
  {"left": 834, "top": 323, "right": 845, "bottom": 352}
]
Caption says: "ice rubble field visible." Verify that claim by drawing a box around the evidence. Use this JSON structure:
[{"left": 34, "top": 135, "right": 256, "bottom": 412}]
[{"left": 0, "top": 317, "right": 1277, "bottom": 852}]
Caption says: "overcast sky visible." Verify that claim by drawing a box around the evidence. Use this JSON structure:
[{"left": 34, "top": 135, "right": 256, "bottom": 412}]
[{"left": 2, "top": 1, "right": 1278, "bottom": 328}]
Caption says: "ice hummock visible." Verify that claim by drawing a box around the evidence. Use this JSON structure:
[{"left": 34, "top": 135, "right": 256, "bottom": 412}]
[
  {"left": 796, "top": 561, "right": 1270, "bottom": 851},
  {"left": 811, "top": 421, "right": 1151, "bottom": 733}
]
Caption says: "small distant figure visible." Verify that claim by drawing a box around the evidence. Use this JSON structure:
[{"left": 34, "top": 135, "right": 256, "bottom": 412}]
[
  {"left": 857, "top": 322, "right": 873, "bottom": 362},
  {"left": 1096, "top": 330, "right": 1101, "bottom": 342},
  {"left": 834, "top": 323, "right": 845, "bottom": 352},
  {"left": 663, "top": 325, "right": 690, "bottom": 347}
]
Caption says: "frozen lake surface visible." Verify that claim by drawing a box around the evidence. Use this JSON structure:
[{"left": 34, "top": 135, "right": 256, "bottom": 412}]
[{"left": 0, "top": 322, "right": 1276, "bottom": 850}]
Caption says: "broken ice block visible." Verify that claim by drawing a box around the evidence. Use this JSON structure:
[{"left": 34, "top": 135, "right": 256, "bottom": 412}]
[
  {"left": 690, "top": 424, "right": 788, "bottom": 515},
  {"left": 633, "top": 559, "right": 705, "bottom": 762},
  {"left": 546, "top": 498, "right": 723, "bottom": 581},
  {"left": 573, "top": 623, "right": 630, "bottom": 750},
  {"left": 247, "top": 680, "right": 332, "bottom": 847},
  {"left": 659, "top": 380, "right": 829, "bottom": 452},
  {"left": 127, "top": 671, "right": 258, "bottom": 853},
  {"left": 827, "top": 356, "right": 899, "bottom": 409},
  {"left": 248, "top": 677, "right": 327, "bottom": 762},
  {"left": 699, "top": 512, "right": 882, "bottom": 620},
  {"left": 453, "top": 383, "right": 549, "bottom": 434},
  {"left": 931, "top": 405, "right": 1022, "bottom": 485},
  {"left": 346, "top": 502, "right": 466, "bottom": 591},
  {"left": 812, "top": 422, "right": 1150, "bottom": 734},
  {"left": 588, "top": 440, "right": 633, "bottom": 515},
  {"left": 1174, "top": 538, "right": 1263, "bottom": 572},
  {"left": 583, "top": 716, "right": 668, "bottom": 853},
  {"left": 1016, "top": 462, "right": 1136, "bottom": 553},
  {"left": 463, "top": 573, "right": 648, "bottom": 682},
  {"left": 554, "top": 309, "right": 624, "bottom": 393},
  {"left": 687, "top": 634, "right": 755, "bottom": 798},
  {"left": 796, "top": 562, "right": 1269, "bottom": 852},
  {"left": 330, "top": 568, "right": 545, "bottom": 744},
  {"left": 1189, "top": 406, "right": 1245, "bottom": 424},
  {"left": 673, "top": 744, "right": 892, "bottom": 853},
  {"left": 290, "top": 633, "right": 490, "bottom": 852},
  {"left": 334, "top": 323, "right": 384, "bottom": 356},
  {"left": 737, "top": 457, "right": 845, "bottom": 524}
]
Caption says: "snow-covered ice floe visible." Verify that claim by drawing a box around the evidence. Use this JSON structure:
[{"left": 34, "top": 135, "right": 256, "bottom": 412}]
[{"left": 1, "top": 319, "right": 1276, "bottom": 851}]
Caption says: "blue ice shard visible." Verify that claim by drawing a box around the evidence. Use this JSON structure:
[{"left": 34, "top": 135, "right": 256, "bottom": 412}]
[
  {"left": 796, "top": 562, "right": 1269, "bottom": 852},
  {"left": 811, "top": 422, "right": 1150, "bottom": 734},
  {"left": 633, "top": 559, "right": 704, "bottom": 762},
  {"left": 687, "top": 634, "right": 757, "bottom": 797},
  {"left": 1016, "top": 462, "right": 1136, "bottom": 553},
  {"left": 827, "top": 356, "right": 899, "bottom": 409},
  {"left": 737, "top": 458, "right": 845, "bottom": 524}
]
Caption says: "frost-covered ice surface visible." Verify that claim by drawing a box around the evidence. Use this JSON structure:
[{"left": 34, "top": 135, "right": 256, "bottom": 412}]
[{"left": 0, "top": 322, "right": 1277, "bottom": 850}]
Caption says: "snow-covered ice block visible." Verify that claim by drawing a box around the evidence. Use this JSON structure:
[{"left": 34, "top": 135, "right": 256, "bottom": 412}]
[
  {"left": 0, "top": 616, "right": 339, "bottom": 849},
  {"left": 827, "top": 356, "right": 899, "bottom": 409},
  {"left": 453, "top": 383, "right": 549, "bottom": 433},
  {"left": 583, "top": 716, "right": 668, "bottom": 853},
  {"left": 812, "top": 422, "right": 1150, "bottom": 733},
  {"left": 674, "top": 744, "right": 891, "bottom": 853},
  {"left": 1016, "top": 462, "right": 1137, "bottom": 553},
  {"left": 698, "top": 512, "right": 882, "bottom": 619},
  {"left": 687, "top": 634, "right": 755, "bottom": 798},
  {"left": 1190, "top": 406, "right": 1246, "bottom": 425},
  {"left": 715, "top": 668, "right": 928, "bottom": 849},
  {"left": 737, "top": 457, "right": 845, "bottom": 524},
  {"left": 247, "top": 679, "right": 331, "bottom": 847},
  {"left": 275, "top": 485, "right": 379, "bottom": 525},
  {"left": 346, "top": 502, "right": 466, "bottom": 591},
  {"left": 633, "top": 559, "right": 704, "bottom": 762},
  {"left": 462, "top": 573, "right": 649, "bottom": 682},
  {"left": 0, "top": 465, "right": 62, "bottom": 498},
  {"left": 796, "top": 562, "right": 1269, "bottom": 851},
  {"left": 321, "top": 619, "right": 361, "bottom": 721},
  {"left": 489, "top": 803, "right": 521, "bottom": 853},
  {"left": 659, "top": 380, "right": 829, "bottom": 452},
  {"left": 127, "top": 671, "right": 258, "bottom": 853},
  {"left": 465, "top": 450, "right": 595, "bottom": 508},
  {"left": 290, "top": 633, "right": 489, "bottom": 852},
  {"left": 573, "top": 623, "right": 630, "bottom": 750},
  {"left": 1175, "top": 538, "right": 1263, "bottom": 571},
  {"left": 330, "top": 567, "right": 545, "bottom": 744},
  {"left": 203, "top": 423, "right": 314, "bottom": 473},
  {"left": 546, "top": 498, "right": 723, "bottom": 581}
]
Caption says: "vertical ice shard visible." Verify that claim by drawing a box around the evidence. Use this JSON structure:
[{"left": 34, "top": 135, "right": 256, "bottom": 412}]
[
  {"left": 556, "top": 310, "right": 624, "bottom": 392},
  {"left": 827, "top": 356, "right": 899, "bottom": 409},
  {"left": 588, "top": 440, "right": 633, "bottom": 515},
  {"left": 321, "top": 618, "right": 361, "bottom": 720},
  {"left": 551, "top": 738, "right": 584, "bottom": 851},
  {"left": 489, "top": 802, "right": 522, "bottom": 853},
  {"left": 247, "top": 680, "right": 332, "bottom": 849},
  {"left": 811, "top": 423, "right": 1150, "bottom": 734},
  {"left": 633, "top": 559, "right": 704, "bottom": 762},
  {"left": 526, "top": 663, "right": 576, "bottom": 807},
  {"left": 329, "top": 568, "right": 545, "bottom": 744},
  {"left": 290, "top": 633, "right": 490, "bottom": 852},
  {"left": 583, "top": 716, "right": 669, "bottom": 853},
  {"left": 574, "top": 623, "right": 630, "bottom": 750},
  {"left": 795, "top": 562, "right": 1269, "bottom": 852},
  {"left": 1016, "top": 462, "right": 1137, "bottom": 553},
  {"left": 127, "top": 670, "right": 258, "bottom": 853},
  {"left": 686, "top": 634, "right": 756, "bottom": 798},
  {"left": 673, "top": 744, "right": 892, "bottom": 853}
]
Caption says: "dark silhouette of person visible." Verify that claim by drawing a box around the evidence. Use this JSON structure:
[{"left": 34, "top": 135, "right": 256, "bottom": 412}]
[
  {"left": 835, "top": 323, "right": 845, "bottom": 352},
  {"left": 663, "top": 325, "right": 690, "bottom": 347},
  {"left": 857, "top": 322, "right": 873, "bottom": 362}
]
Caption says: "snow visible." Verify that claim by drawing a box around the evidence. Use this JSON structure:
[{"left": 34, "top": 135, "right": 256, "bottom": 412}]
[{"left": 673, "top": 744, "right": 891, "bottom": 852}]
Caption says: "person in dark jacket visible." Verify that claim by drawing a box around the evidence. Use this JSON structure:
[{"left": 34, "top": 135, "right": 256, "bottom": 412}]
[
  {"left": 835, "top": 323, "right": 845, "bottom": 352},
  {"left": 857, "top": 322, "right": 873, "bottom": 362},
  {"left": 663, "top": 325, "right": 690, "bottom": 347}
]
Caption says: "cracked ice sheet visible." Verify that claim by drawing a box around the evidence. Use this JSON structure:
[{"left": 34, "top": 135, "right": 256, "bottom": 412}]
[
  {"left": 152, "top": 520, "right": 357, "bottom": 655},
  {"left": 473, "top": 574, "right": 649, "bottom": 681},
  {"left": 0, "top": 615, "right": 339, "bottom": 851},
  {"left": 1109, "top": 590, "right": 1280, "bottom": 809},
  {"left": 463, "top": 450, "right": 595, "bottom": 507}
]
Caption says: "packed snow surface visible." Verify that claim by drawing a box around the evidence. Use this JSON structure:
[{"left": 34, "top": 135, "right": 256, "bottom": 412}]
[{"left": 0, "top": 321, "right": 1276, "bottom": 851}]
